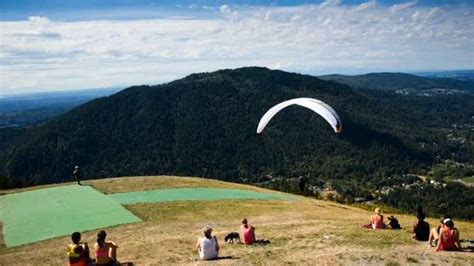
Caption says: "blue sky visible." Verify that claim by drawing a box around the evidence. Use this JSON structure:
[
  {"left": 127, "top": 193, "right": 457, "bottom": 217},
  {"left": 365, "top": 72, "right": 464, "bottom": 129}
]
[
  {"left": 0, "top": 0, "right": 473, "bottom": 95},
  {"left": 2, "top": 0, "right": 472, "bottom": 20}
]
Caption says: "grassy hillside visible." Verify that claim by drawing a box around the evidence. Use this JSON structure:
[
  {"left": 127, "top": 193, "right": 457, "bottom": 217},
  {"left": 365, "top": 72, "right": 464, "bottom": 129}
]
[{"left": 0, "top": 176, "right": 473, "bottom": 265}]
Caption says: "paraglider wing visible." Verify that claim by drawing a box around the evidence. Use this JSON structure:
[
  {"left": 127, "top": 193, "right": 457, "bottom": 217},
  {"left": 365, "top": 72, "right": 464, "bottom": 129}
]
[
  {"left": 256, "top": 98, "right": 342, "bottom": 134},
  {"left": 303, "top": 98, "right": 342, "bottom": 133}
]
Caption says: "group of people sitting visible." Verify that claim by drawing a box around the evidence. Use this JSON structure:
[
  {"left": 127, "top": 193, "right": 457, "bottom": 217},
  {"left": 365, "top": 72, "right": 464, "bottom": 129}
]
[
  {"left": 365, "top": 207, "right": 461, "bottom": 252},
  {"left": 67, "top": 230, "right": 119, "bottom": 266},
  {"left": 363, "top": 208, "right": 401, "bottom": 229},
  {"left": 196, "top": 217, "right": 269, "bottom": 260},
  {"left": 68, "top": 209, "right": 463, "bottom": 264},
  {"left": 415, "top": 213, "right": 461, "bottom": 251},
  {"left": 370, "top": 208, "right": 401, "bottom": 229}
]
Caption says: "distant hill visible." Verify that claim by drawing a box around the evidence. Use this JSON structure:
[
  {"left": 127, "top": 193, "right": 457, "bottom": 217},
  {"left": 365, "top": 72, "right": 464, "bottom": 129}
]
[
  {"left": 0, "top": 67, "right": 472, "bottom": 218},
  {"left": 0, "top": 88, "right": 123, "bottom": 128},
  {"left": 415, "top": 69, "right": 474, "bottom": 81},
  {"left": 0, "top": 87, "right": 122, "bottom": 113},
  {"left": 318, "top": 72, "right": 474, "bottom": 92}
]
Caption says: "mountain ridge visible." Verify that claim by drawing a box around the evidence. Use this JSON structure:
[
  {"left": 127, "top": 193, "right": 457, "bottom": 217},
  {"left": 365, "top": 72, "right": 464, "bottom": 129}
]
[
  {"left": 0, "top": 67, "right": 472, "bottom": 218},
  {"left": 318, "top": 72, "right": 474, "bottom": 92}
]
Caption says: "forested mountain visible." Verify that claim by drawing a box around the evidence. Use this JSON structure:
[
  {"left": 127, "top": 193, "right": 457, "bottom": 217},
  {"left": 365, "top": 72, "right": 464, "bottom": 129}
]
[
  {"left": 0, "top": 67, "right": 472, "bottom": 218},
  {"left": 319, "top": 72, "right": 474, "bottom": 92}
]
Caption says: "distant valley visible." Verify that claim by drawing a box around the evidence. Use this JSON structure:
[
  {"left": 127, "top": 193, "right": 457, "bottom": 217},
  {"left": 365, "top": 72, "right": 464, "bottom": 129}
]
[{"left": 0, "top": 88, "right": 123, "bottom": 128}]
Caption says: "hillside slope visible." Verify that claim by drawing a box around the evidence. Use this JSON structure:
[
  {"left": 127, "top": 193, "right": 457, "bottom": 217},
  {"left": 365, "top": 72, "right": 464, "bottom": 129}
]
[
  {"left": 0, "top": 67, "right": 472, "bottom": 218},
  {"left": 0, "top": 176, "right": 473, "bottom": 265}
]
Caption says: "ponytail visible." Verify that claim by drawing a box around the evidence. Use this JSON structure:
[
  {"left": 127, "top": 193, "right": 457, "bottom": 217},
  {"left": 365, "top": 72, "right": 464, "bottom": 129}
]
[{"left": 97, "top": 230, "right": 107, "bottom": 247}]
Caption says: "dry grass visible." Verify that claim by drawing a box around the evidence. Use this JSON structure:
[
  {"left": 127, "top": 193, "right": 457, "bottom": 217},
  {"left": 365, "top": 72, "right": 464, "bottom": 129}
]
[
  {"left": 0, "top": 176, "right": 473, "bottom": 265},
  {"left": 88, "top": 175, "right": 275, "bottom": 194}
]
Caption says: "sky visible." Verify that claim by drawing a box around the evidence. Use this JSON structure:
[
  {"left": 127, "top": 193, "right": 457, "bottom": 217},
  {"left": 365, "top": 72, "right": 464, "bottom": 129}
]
[{"left": 0, "top": 0, "right": 473, "bottom": 96}]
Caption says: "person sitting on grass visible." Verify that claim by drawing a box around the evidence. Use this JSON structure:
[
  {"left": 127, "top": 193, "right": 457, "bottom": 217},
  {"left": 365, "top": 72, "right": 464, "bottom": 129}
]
[
  {"left": 412, "top": 211, "right": 430, "bottom": 241},
  {"left": 436, "top": 219, "right": 461, "bottom": 252},
  {"left": 429, "top": 214, "right": 452, "bottom": 247},
  {"left": 241, "top": 218, "right": 270, "bottom": 245},
  {"left": 370, "top": 208, "right": 385, "bottom": 229},
  {"left": 94, "top": 230, "right": 119, "bottom": 266},
  {"left": 67, "top": 232, "right": 93, "bottom": 266},
  {"left": 386, "top": 215, "right": 402, "bottom": 230},
  {"left": 196, "top": 225, "right": 219, "bottom": 260}
]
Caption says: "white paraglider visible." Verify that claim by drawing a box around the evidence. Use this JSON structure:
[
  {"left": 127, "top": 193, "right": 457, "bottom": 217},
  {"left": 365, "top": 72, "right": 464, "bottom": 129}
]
[{"left": 256, "top": 98, "right": 342, "bottom": 134}]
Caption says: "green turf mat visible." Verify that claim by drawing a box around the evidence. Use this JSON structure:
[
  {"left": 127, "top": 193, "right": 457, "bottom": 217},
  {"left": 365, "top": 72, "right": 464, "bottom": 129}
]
[
  {"left": 109, "top": 187, "right": 297, "bottom": 204},
  {"left": 0, "top": 185, "right": 140, "bottom": 247}
]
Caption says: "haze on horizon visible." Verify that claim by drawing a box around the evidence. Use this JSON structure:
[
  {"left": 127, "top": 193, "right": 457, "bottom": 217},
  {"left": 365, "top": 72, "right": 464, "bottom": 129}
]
[{"left": 0, "top": 0, "right": 473, "bottom": 96}]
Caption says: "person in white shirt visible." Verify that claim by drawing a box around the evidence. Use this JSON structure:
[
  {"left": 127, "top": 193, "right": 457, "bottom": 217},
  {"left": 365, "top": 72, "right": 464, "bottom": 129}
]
[{"left": 195, "top": 225, "right": 219, "bottom": 260}]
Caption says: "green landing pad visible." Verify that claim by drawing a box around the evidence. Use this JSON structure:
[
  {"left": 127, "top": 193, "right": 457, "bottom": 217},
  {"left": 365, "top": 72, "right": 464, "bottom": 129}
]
[
  {"left": 0, "top": 185, "right": 140, "bottom": 247},
  {"left": 109, "top": 187, "right": 298, "bottom": 204}
]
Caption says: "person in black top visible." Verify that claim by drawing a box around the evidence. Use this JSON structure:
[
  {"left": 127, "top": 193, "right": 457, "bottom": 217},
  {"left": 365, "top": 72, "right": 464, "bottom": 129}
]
[
  {"left": 73, "top": 166, "right": 82, "bottom": 185},
  {"left": 298, "top": 176, "right": 305, "bottom": 193},
  {"left": 412, "top": 211, "right": 430, "bottom": 241},
  {"left": 387, "top": 215, "right": 402, "bottom": 229}
]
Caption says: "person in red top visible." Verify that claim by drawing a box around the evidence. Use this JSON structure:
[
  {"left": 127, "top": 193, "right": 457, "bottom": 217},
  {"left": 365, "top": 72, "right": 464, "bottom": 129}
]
[
  {"left": 436, "top": 219, "right": 461, "bottom": 251},
  {"left": 429, "top": 214, "right": 452, "bottom": 247},
  {"left": 240, "top": 218, "right": 270, "bottom": 245},
  {"left": 241, "top": 218, "right": 256, "bottom": 245},
  {"left": 370, "top": 208, "right": 385, "bottom": 229},
  {"left": 94, "top": 230, "right": 119, "bottom": 266}
]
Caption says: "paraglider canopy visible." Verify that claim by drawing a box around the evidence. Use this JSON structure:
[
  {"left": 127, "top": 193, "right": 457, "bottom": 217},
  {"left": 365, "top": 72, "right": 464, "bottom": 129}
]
[{"left": 256, "top": 97, "right": 342, "bottom": 134}]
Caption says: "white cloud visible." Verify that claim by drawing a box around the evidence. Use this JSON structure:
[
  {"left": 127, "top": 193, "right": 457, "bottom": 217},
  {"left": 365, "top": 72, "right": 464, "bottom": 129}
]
[
  {"left": 219, "top": 4, "right": 240, "bottom": 20},
  {"left": 319, "top": 0, "right": 341, "bottom": 9},
  {"left": 355, "top": 0, "right": 377, "bottom": 12},
  {"left": 220, "top": 4, "right": 231, "bottom": 15},
  {"left": 390, "top": 1, "right": 417, "bottom": 13},
  {"left": 0, "top": 3, "right": 472, "bottom": 95},
  {"left": 27, "top": 16, "right": 52, "bottom": 24}
]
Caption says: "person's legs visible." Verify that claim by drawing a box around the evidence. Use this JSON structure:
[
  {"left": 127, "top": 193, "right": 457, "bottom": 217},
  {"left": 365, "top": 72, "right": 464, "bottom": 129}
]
[{"left": 429, "top": 228, "right": 439, "bottom": 246}]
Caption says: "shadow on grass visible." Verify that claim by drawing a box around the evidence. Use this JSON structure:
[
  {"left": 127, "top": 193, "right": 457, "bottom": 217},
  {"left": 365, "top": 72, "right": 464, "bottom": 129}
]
[
  {"left": 216, "top": 256, "right": 240, "bottom": 260},
  {"left": 459, "top": 248, "right": 474, "bottom": 253},
  {"left": 191, "top": 256, "right": 240, "bottom": 261}
]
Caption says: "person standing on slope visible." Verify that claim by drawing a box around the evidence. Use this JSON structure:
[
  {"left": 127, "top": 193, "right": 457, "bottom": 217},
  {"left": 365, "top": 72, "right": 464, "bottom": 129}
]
[
  {"left": 73, "top": 166, "right": 82, "bottom": 185},
  {"left": 298, "top": 176, "right": 305, "bottom": 193}
]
